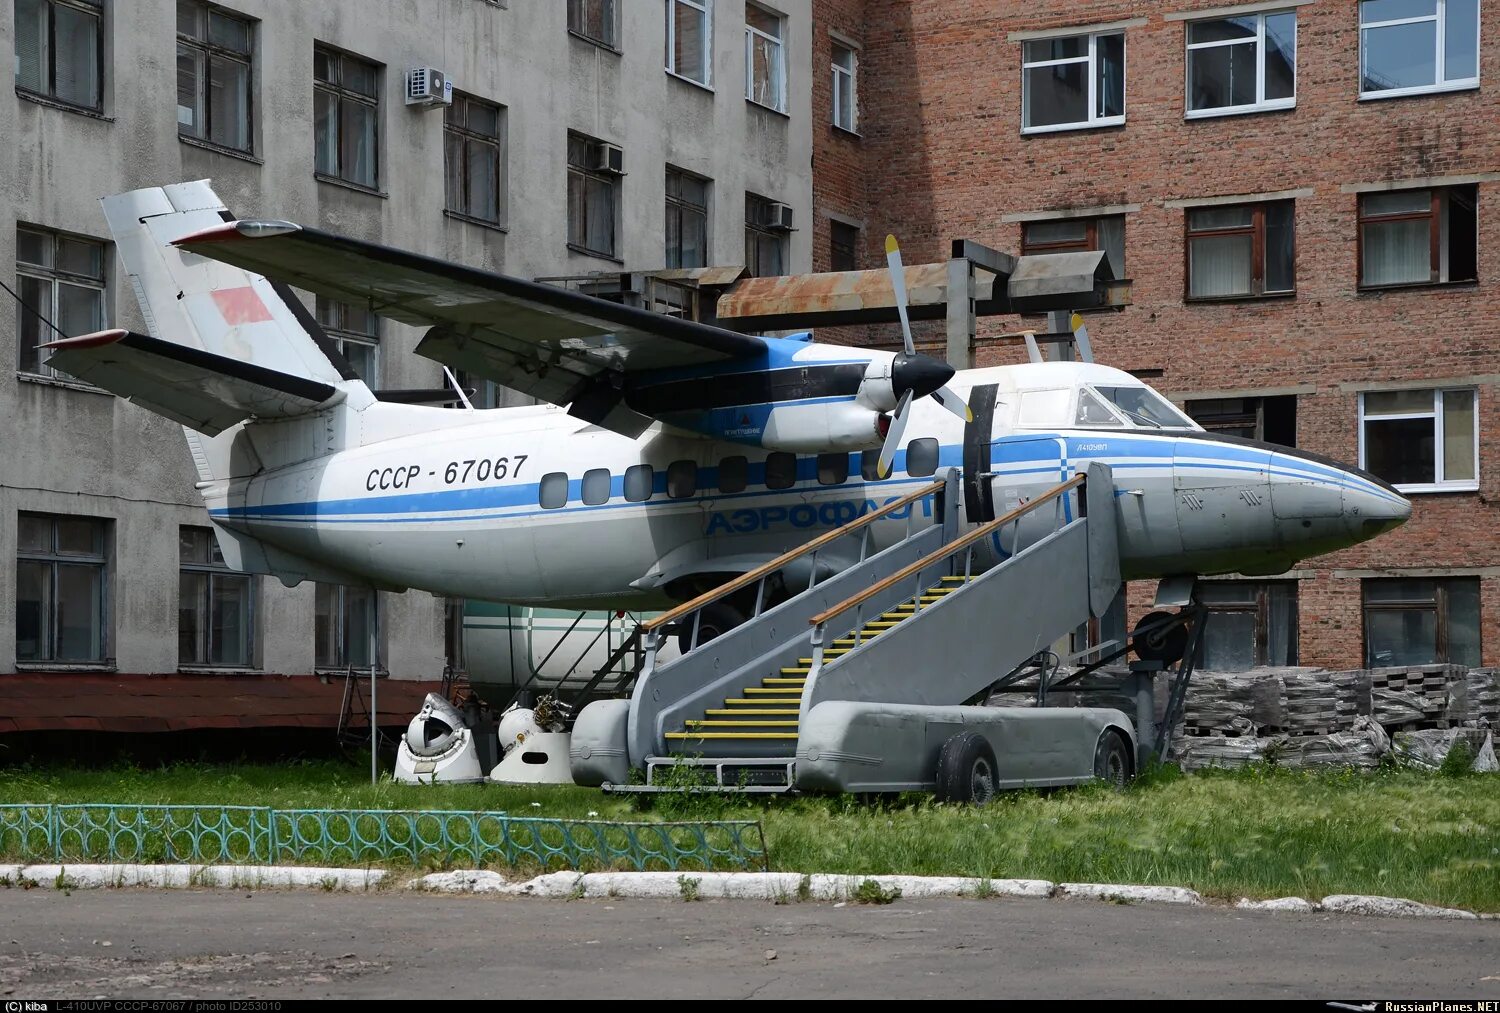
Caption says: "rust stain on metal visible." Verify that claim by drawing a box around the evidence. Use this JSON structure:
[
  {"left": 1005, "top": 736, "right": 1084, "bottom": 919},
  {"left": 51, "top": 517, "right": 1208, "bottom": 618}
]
[{"left": 718, "top": 265, "right": 956, "bottom": 319}]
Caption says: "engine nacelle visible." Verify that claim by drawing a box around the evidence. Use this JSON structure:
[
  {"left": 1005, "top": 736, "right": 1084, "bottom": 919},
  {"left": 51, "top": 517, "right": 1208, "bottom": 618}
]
[{"left": 760, "top": 399, "right": 883, "bottom": 453}]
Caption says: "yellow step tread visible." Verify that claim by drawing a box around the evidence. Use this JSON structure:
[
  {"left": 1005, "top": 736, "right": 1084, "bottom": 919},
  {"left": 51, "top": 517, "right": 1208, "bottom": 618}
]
[
  {"left": 763, "top": 677, "right": 807, "bottom": 685},
  {"left": 684, "top": 720, "right": 799, "bottom": 727},
  {"left": 743, "top": 686, "right": 805, "bottom": 695},
  {"left": 665, "top": 732, "right": 799, "bottom": 740},
  {"left": 722, "top": 698, "right": 803, "bottom": 706},
  {"left": 780, "top": 668, "right": 812, "bottom": 675},
  {"left": 705, "top": 708, "right": 799, "bottom": 716}
]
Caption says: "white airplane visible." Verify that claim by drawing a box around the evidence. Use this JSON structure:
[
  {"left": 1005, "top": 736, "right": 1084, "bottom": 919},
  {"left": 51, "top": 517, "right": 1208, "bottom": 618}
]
[{"left": 44, "top": 182, "right": 1410, "bottom": 650}]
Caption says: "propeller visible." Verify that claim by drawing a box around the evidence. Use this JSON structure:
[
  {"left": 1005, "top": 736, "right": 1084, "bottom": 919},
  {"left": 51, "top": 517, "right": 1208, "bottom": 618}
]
[{"left": 876, "top": 236, "right": 973, "bottom": 477}]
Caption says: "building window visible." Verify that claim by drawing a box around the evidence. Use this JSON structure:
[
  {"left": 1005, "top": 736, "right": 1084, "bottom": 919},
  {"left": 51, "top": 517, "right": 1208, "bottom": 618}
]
[
  {"left": 1021, "top": 31, "right": 1125, "bottom": 134},
  {"left": 745, "top": 3, "right": 785, "bottom": 112},
  {"left": 1185, "top": 395, "right": 1296, "bottom": 446},
  {"left": 1363, "top": 577, "right": 1480, "bottom": 667},
  {"left": 315, "top": 297, "right": 379, "bottom": 385},
  {"left": 1021, "top": 215, "right": 1125, "bottom": 280},
  {"left": 315, "top": 583, "right": 377, "bottom": 670},
  {"left": 567, "top": 132, "right": 619, "bottom": 258},
  {"left": 1359, "top": 0, "right": 1479, "bottom": 98},
  {"left": 176, "top": 1, "right": 253, "bottom": 152},
  {"left": 313, "top": 46, "right": 380, "bottom": 189},
  {"left": 666, "top": 0, "right": 712, "bottom": 86},
  {"left": 745, "top": 193, "right": 788, "bottom": 277},
  {"left": 16, "top": 512, "right": 108, "bottom": 663},
  {"left": 1186, "top": 10, "right": 1296, "bottom": 117},
  {"left": 1360, "top": 387, "right": 1477, "bottom": 492},
  {"left": 444, "top": 93, "right": 505, "bottom": 226},
  {"left": 832, "top": 41, "right": 857, "bottom": 132},
  {"left": 444, "top": 597, "right": 466, "bottom": 676},
  {"left": 1358, "top": 186, "right": 1477, "bottom": 288},
  {"left": 1185, "top": 201, "right": 1294, "bottom": 300},
  {"left": 1196, "top": 581, "right": 1298, "bottom": 671},
  {"left": 178, "top": 526, "right": 253, "bottom": 668},
  {"left": 665, "top": 168, "right": 709, "bottom": 269},
  {"left": 15, "top": 226, "right": 106, "bottom": 378},
  {"left": 13, "top": 0, "right": 102, "bottom": 110},
  {"left": 568, "top": 0, "right": 617, "bottom": 49},
  {"left": 830, "top": 220, "right": 860, "bottom": 272}
]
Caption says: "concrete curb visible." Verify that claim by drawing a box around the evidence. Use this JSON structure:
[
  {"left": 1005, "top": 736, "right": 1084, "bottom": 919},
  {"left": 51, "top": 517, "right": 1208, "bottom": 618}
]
[{"left": 3, "top": 864, "right": 1493, "bottom": 920}]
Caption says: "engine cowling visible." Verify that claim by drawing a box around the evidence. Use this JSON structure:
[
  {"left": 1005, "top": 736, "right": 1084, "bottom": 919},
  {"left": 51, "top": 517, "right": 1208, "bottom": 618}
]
[{"left": 758, "top": 353, "right": 955, "bottom": 453}]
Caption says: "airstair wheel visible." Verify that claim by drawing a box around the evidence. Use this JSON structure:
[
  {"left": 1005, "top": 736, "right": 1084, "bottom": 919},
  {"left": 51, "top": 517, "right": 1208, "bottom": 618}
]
[{"left": 1132, "top": 610, "right": 1188, "bottom": 665}]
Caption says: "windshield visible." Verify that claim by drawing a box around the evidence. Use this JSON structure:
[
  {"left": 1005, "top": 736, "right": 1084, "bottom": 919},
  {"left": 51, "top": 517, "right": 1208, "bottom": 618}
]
[
  {"left": 1093, "top": 386, "right": 1196, "bottom": 429},
  {"left": 1074, "top": 388, "right": 1125, "bottom": 427}
]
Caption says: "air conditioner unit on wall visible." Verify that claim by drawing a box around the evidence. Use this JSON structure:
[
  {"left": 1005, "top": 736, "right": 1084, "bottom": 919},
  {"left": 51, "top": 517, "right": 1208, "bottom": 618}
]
[
  {"left": 590, "top": 141, "right": 625, "bottom": 175},
  {"left": 764, "top": 201, "right": 794, "bottom": 231},
  {"left": 405, "top": 67, "right": 453, "bottom": 107}
]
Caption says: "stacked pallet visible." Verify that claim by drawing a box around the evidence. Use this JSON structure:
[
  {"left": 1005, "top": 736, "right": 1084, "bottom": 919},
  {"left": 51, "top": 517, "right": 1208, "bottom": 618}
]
[
  {"left": 1369, "top": 665, "right": 1452, "bottom": 728},
  {"left": 1467, "top": 668, "right": 1500, "bottom": 727},
  {"left": 1180, "top": 671, "right": 1284, "bottom": 737}
]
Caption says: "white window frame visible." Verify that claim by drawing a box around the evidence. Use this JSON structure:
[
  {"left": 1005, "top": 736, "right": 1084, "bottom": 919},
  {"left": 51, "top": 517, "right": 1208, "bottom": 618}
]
[
  {"left": 744, "top": 3, "right": 786, "bottom": 112},
  {"left": 666, "top": 0, "right": 713, "bottom": 89},
  {"left": 1358, "top": 387, "right": 1479, "bottom": 493},
  {"left": 1021, "top": 30, "right": 1127, "bottom": 135},
  {"left": 1184, "top": 10, "right": 1297, "bottom": 119},
  {"left": 832, "top": 40, "right": 858, "bottom": 132},
  {"left": 1358, "top": 0, "right": 1481, "bottom": 100}
]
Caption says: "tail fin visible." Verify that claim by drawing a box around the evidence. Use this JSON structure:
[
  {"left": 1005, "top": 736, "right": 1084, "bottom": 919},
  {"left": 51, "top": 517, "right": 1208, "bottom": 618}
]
[{"left": 101, "top": 180, "right": 364, "bottom": 391}]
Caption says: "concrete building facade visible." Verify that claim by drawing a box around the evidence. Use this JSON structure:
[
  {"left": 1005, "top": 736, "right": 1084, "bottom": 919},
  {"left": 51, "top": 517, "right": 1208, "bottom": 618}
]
[
  {"left": 1, "top": 1, "right": 813, "bottom": 702},
  {"left": 813, "top": 0, "right": 1499, "bottom": 669}
]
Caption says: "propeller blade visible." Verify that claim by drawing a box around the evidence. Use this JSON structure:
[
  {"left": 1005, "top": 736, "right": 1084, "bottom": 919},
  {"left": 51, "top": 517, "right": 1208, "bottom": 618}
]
[
  {"left": 877, "top": 389, "right": 914, "bottom": 479},
  {"left": 930, "top": 384, "right": 973, "bottom": 423},
  {"left": 884, "top": 235, "right": 916, "bottom": 358}
]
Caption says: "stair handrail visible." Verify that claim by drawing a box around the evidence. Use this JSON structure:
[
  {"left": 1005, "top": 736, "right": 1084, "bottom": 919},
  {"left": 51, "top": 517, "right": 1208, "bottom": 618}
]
[
  {"left": 641, "top": 478, "right": 948, "bottom": 635},
  {"left": 807, "top": 472, "right": 1086, "bottom": 630}
]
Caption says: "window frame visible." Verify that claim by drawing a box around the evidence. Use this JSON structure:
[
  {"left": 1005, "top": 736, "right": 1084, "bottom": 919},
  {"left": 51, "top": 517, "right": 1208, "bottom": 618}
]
[
  {"left": 176, "top": 0, "right": 255, "bottom": 154},
  {"left": 312, "top": 45, "right": 382, "bottom": 191},
  {"left": 567, "top": 0, "right": 619, "bottom": 51},
  {"left": 13, "top": 0, "right": 104, "bottom": 111},
  {"left": 566, "top": 131, "right": 621, "bottom": 259},
  {"left": 443, "top": 92, "right": 507, "bottom": 227},
  {"left": 1358, "top": 386, "right": 1479, "bottom": 493},
  {"left": 1184, "top": 9, "right": 1297, "bottom": 119},
  {"left": 744, "top": 192, "right": 788, "bottom": 278},
  {"left": 1020, "top": 29, "right": 1127, "bottom": 135},
  {"left": 831, "top": 39, "right": 858, "bottom": 133},
  {"left": 665, "top": 166, "right": 710, "bottom": 269},
  {"left": 829, "top": 219, "right": 860, "bottom": 272},
  {"left": 1362, "top": 576, "right": 1481, "bottom": 667},
  {"left": 177, "top": 525, "right": 256, "bottom": 670},
  {"left": 314, "top": 582, "right": 380, "bottom": 672},
  {"left": 1183, "top": 200, "right": 1295, "bottom": 302},
  {"left": 15, "top": 225, "right": 108, "bottom": 379},
  {"left": 15, "top": 512, "right": 109, "bottom": 665},
  {"left": 1194, "top": 580, "right": 1299, "bottom": 670},
  {"left": 666, "top": 0, "right": 713, "bottom": 88},
  {"left": 1021, "top": 214, "right": 1126, "bottom": 281},
  {"left": 1358, "top": 0, "right": 1481, "bottom": 101},
  {"left": 314, "top": 297, "right": 379, "bottom": 386},
  {"left": 1357, "top": 185, "right": 1478, "bottom": 290},
  {"left": 744, "top": 2, "right": 786, "bottom": 113}
]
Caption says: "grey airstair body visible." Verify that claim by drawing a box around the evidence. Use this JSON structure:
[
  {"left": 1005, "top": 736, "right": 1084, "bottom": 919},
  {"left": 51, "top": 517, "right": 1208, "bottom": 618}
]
[{"left": 570, "top": 464, "right": 1138, "bottom": 794}]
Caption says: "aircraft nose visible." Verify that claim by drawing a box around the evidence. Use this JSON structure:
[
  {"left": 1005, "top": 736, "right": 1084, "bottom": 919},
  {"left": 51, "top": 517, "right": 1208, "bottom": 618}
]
[{"left": 1344, "top": 478, "right": 1412, "bottom": 542}]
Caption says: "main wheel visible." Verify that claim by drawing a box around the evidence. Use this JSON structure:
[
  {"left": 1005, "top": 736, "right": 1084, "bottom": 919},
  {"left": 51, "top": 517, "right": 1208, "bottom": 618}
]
[
  {"left": 676, "top": 600, "right": 745, "bottom": 655},
  {"left": 1133, "top": 610, "right": 1188, "bottom": 665},
  {"left": 935, "top": 731, "right": 998, "bottom": 806},
  {"left": 1093, "top": 730, "right": 1133, "bottom": 789}
]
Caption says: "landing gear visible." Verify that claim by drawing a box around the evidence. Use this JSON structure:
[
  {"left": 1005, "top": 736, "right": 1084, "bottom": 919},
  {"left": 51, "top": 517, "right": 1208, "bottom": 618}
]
[
  {"left": 935, "top": 731, "right": 998, "bottom": 805},
  {"left": 1093, "top": 730, "right": 1133, "bottom": 789},
  {"left": 676, "top": 600, "right": 747, "bottom": 656}
]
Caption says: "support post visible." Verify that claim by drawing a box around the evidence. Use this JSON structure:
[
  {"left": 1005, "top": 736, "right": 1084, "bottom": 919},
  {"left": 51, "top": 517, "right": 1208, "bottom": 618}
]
[
  {"left": 1130, "top": 662, "right": 1159, "bottom": 773},
  {"left": 945, "top": 256, "right": 975, "bottom": 370},
  {"left": 1045, "top": 309, "right": 1071, "bottom": 362},
  {"left": 370, "top": 592, "right": 379, "bottom": 785}
]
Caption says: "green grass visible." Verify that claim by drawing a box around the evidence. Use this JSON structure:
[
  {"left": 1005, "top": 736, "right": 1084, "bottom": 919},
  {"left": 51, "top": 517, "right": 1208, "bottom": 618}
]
[{"left": 2, "top": 759, "right": 1497, "bottom": 911}]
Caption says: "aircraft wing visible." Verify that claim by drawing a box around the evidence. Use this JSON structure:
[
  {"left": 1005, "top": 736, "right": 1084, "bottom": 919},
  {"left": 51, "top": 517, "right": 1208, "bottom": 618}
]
[{"left": 173, "top": 221, "right": 767, "bottom": 432}]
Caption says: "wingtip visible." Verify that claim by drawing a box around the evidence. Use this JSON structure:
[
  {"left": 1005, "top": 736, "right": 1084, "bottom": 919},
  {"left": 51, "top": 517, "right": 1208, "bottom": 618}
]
[
  {"left": 172, "top": 219, "right": 300, "bottom": 246},
  {"left": 39, "top": 328, "right": 129, "bottom": 350}
]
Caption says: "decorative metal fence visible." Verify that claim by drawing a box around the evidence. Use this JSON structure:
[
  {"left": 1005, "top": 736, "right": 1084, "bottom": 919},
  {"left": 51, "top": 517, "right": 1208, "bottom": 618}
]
[{"left": 0, "top": 804, "right": 768, "bottom": 872}]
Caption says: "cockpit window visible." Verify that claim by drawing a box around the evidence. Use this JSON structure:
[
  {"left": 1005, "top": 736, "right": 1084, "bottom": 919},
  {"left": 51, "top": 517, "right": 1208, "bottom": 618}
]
[
  {"left": 1094, "top": 386, "right": 1195, "bottom": 429},
  {"left": 1018, "top": 388, "right": 1071, "bottom": 427},
  {"left": 1074, "top": 388, "right": 1124, "bottom": 427}
]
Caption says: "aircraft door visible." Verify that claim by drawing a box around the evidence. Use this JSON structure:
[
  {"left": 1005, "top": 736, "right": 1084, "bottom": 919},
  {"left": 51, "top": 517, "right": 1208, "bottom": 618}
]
[{"left": 975, "top": 435, "right": 1069, "bottom": 568}]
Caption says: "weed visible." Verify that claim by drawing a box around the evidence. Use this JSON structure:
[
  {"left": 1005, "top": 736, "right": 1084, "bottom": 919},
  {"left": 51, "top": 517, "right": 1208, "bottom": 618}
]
[
  {"left": 796, "top": 873, "right": 812, "bottom": 902},
  {"left": 54, "top": 870, "right": 72, "bottom": 891},
  {"left": 677, "top": 874, "right": 701, "bottom": 902},
  {"left": 318, "top": 875, "right": 339, "bottom": 892},
  {"left": 852, "top": 878, "right": 901, "bottom": 904},
  {"left": 1440, "top": 739, "right": 1477, "bottom": 777},
  {"left": 970, "top": 877, "right": 996, "bottom": 899},
  {"left": 567, "top": 878, "right": 586, "bottom": 901}
]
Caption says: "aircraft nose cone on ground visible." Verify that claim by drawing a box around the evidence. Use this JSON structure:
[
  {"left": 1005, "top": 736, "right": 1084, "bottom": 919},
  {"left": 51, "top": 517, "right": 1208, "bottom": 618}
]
[{"left": 891, "top": 354, "right": 955, "bottom": 400}]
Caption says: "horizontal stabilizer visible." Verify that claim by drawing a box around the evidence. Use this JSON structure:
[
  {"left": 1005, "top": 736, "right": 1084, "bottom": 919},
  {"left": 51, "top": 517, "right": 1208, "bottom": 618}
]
[{"left": 42, "top": 329, "right": 340, "bottom": 435}]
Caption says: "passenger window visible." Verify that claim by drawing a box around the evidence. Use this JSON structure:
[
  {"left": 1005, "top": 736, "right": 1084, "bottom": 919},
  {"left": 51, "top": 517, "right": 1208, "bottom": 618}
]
[
  {"left": 817, "top": 452, "right": 849, "bottom": 486},
  {"left": 1075, "top": 388, "right": 1123, "bottom": 427},
  {"left": 581, "top": 468, "right": 611, "bottom": 505},
  {"left": 719, "top": 455, "right": 748, "bottom": 494},
  {"left": 906, "top": 438, "right": 939, "bottom": 477},
  {"left": 860, "top": 449, "right": 882, "bottom": 481},
  {"left": 623, "top": 464, "right": 654, "bottom": 503},
  {"left": 539, "top": 472, "right": 569, "bottom": 509},
  {"left": 765, "top": 452, "right": 797, "bottom": 490},
  {"left": 667, "top": 460, "right": 697, "bottom": 499}
]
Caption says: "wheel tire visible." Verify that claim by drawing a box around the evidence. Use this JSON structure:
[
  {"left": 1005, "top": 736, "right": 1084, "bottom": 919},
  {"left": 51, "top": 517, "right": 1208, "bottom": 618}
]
[
  {"left": 676, "top": 601, "right": 745, "bottom": 655},
  {"left": 935, "top": 731, "right": 999, "bottom": 806},
  {"left": 1093, "top": 730, "right": 1133, "bottom": 789},
  {"left": 1133, "top": 610, "right": 1188, "bottom": 665}
]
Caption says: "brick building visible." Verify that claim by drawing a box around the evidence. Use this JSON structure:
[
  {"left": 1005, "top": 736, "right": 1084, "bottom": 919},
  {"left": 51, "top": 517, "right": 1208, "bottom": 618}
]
[{"left": 813, "top": 0, "right": 1499, "bottom": 670}]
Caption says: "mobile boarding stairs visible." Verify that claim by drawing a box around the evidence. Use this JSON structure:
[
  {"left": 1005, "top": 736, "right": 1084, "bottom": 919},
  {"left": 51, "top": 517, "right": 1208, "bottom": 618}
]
[{"left": 571, "top": 466, "right": 1203, "bottom": 796}]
